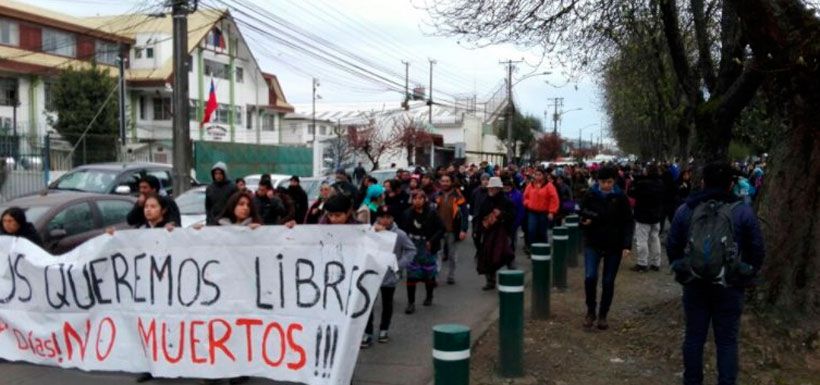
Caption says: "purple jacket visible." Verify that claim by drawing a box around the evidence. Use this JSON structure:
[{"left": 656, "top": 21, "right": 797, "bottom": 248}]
[
  {"left": 506, "top": 189, "right": 525, "bottom": 230},
  {"left": 666, "top": 189, "right": 765, "bottom": 271}
]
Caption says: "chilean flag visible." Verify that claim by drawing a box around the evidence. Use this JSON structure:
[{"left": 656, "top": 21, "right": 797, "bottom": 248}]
[
  {"left": 212, "top": 28, "right": 226, "bottom": 49},
  {"left": 202, "top": 80, "right": 217, "bottom": 124}
]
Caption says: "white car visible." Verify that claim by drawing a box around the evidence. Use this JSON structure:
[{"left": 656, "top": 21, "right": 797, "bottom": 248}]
[
  {"left": 174, "top": 186, "right": 207, "bottom": 228},
  {"left": 243, "top": 174, "right": 292, "bottom": 193}
]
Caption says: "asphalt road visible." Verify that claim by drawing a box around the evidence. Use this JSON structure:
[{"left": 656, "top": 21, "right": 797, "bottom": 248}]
[{"left": 1, "top": 233, "right": 530, "bottom": 385}]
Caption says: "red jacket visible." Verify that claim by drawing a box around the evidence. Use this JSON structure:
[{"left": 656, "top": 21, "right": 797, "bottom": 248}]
[{"left": 523, "top": 182, "right": 559, "bottom": 214}]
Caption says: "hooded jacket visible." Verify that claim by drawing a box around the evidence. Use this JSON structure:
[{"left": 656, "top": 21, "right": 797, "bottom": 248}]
[
  {"left": 579, "top": 183, "right": 635, "bottom": 253},
  {"left": 628, "top": 174, "right": 666, "bottom": 224},
  {"left": 205, "top": 162, "right": 238, "bottom": 225},
  {"left": 666, "top": 189, "right": 765, "bottom": 283},
  {"left": 287, "top": 185, "right": 309, "bottom": 224},
  {"left": 523, "top": 181, "right": 560, "bottom": 214}
]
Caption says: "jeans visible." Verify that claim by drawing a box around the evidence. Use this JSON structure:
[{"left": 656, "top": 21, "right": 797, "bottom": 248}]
[
  {"left": 635, "top": 222, "right": 662, "bottom": 267},
  {"left": 365, "top": 287, "right": 396, "bottom": 335},
  {"left": 682, "top": 283, "right": 744, "bottom": 385},
  {"left": 584, "top": 247, "right": 622, "bottom": 318},
  {"left": 441, "top": 233, "right": 460, "bottom": 280},
  {"left": 526, "top": 211, "right": 549, "bottom": 246}
]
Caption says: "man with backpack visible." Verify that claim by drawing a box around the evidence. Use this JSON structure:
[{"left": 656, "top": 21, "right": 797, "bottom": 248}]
[{"left": 667, "top": 162, "right": 765, "bottom": 385}]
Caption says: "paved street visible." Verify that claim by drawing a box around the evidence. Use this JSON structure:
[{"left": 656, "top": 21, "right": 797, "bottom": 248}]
[{"left": 1, "top": 234, "right": 530, "bottom": 385}]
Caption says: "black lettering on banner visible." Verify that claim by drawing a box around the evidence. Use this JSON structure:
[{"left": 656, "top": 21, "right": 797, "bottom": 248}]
[
  {"left": 344, "top": 266, "right": 359, "bottom": 316},
  {"left": 133, "top": 253, "right": 146, "bottom": 303},
  {"left": 150, "top": 255, "right": 173, "bottom": 306},
  {"left": 351, "top": 270, "right": 378, "bottom": 318},
  {"left": 177, "top": 258, "right": 200, "bottom": 307},
  {"left": 110, "top": 253, "right": 133, "bottom": 303},
  {"left": 44, "top": 264, "right": 69, "bottom": 309},
  {"left": 277, "top": 254, "right": 285, "bottom": 309},
  {"left": 88, "top": 257, "right": 112, "bottom": 305},
  {"left": 67, "top": 264, "right": 96, "bottom": 310},
  {"left": 0, "top": 254, "right": 15, "bottom": 304},
  {"left": 14, "top": 254, "right": 31, "bottom": 303},
  {"left": 322, "top": 261, "right": 345, "bottom": 311},
  {"left": 255, "top": 257, "right": 273, "bottom": 310},
  {"left": 200, "top": 260, "right": 220, "bottom": 306},
  {"left": 295, "top": 259, "right": 319, "bottom": 308}
]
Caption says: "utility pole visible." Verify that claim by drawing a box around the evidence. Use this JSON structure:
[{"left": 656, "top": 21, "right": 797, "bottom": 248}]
[
  {"left": 500, "top": 59, "right": 523, "bottom": 164},
  {"left": 312, "top": 77, "right": 319, "bottom": 142},
  {"left": 312, "top": 77, "right": 321, "bottom": 176},
  {"left": 427, "top": 59, "right": 435, "bottom": 124},
  {"left": 546, "top": 97, "right": 564, "bottom": 135},
  {"left": 117, "top": 52, "right": 127, "bottom": 156},
  {"left": 171, "top": 0, "right": 196, "bottom": 196},
  {"left": 402, "top": 60, "right": 410, "bottom": 110}
]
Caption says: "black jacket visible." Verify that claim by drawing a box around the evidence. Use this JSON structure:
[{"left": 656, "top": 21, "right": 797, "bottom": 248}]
[
  {"left": 628, "top": 175, "right": 666, "bottom": 224},
  {"left": 473, "top": 192, "right": 515, "bottom": 237},
  {"left": 399, "top": 206, "right": 445, "bottom": 254},
  {"left": 579, "top": 184, "right": 635, "bottom": 254},
  {"left": 205, "top": 163, "right": 237, "bottom": 226},
  {"left": 287, "top": 185, "right": 309, "bottom": 224},
  {"left": 1, "top": 222, "right": 42, "bottom": 247},
  {"left": 254, "top": 194, "right": 286, "bottom": 225},
  {"left": 127, "top": 195, "right": 181, "bottom": 227}
]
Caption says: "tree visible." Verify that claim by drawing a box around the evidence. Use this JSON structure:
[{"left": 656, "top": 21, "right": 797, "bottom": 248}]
[
  {"left": 392, "top": 115, "right": 433, "bottom": 166},
  {"left": 534, "top": 133, "right": 566, "bottom": 161},
  {"left": 347, "top": 117, "right": 401, "bottom": 171},
  {"left": 47, "top": 65, "right": 119, "bottom": 165},
  {"left": 495, "top": 111, "right": 539, "bottom": 159},
  {"left": 323, "top": 122, "right": 356, "bottom": 173}
]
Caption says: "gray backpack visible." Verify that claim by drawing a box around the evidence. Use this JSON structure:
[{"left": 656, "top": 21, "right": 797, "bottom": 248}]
[{"left": 685, "top": 200, "right": 741, "bottom": 284}]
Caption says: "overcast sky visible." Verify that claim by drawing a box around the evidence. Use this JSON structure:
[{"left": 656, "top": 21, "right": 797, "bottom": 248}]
[{"left": 38, "top": 0, "right": 607, "bottom": 144}]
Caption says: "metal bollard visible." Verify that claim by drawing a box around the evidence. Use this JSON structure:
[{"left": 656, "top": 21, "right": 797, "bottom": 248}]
[
  {"left": 530, "top": 243, "right": 552, "bottom": 319},
  {"left": 497, "top": 270, "right": 525, "bottom": 377},
  {"left": 433, "top": 324, "right": 471, "bottom": 385},
  {"left": 552, "top": 226, "right": 569, "bottom": 290},
  {"left": 565, "top": 215, "right": 580, "bottom": 268}
]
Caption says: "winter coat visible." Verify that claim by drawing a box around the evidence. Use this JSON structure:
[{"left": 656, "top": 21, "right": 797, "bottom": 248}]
[
  {"left": 579, "top": 184, "right": 635, "bottom": 254},
  {"left": 470, "top": 187, "right": 488, "bottom": 217},
  {"left": 217, "top": 217, "right": 255, "bottom": 226},
  {"left": 287, "top": 185, "right": 309, "bottom": 224},
  {"left": 473, "top": 192, "right": 515, "bottom": 239},
  {"left": 523, "top": 182, "right": 559, "bottom": 214},
  {"left": 1, "top": 222, "right": 42, "bottom": 247},
  {"left": 304, "top": 198, "right": 326, "bottom": 224},
  {"left": 505, "top": 189, "right": 525, "bottom": 230},
  {"left": 433, "top": 189, "right": 468, "bottom": 234},
  {"left": 205, "top": 162, "right": 238, "bottom": 225},
  {"left": 666, "top": 189, "right": 765, "bottom": 287},
  {"left": 254, "top": 194, "right": 287, "bottom": 225},
  {"left": 628, "top": 175, "right": 666, "bottom": 224},
  {"left": 384, "top": 190, "right": 409, "bottom": 220},
  {"left": 376, "top": 223, "right": 416, "bottom": 287},
  {"left": 399, "top": 206, "right": 444, "bottom": 254},
  {"left": 127, "top": 194, "right": 181, "bottom": 228}
]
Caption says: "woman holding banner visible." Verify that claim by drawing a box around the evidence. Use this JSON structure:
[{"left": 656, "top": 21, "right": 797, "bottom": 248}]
[{"left": 1, "top": 207, "right": 42, "bottom": 247}]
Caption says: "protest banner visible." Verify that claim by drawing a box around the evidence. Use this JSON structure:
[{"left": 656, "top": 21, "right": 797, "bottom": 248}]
[{"left": 0, "top": 225, "right": 396, "bottom": 385}]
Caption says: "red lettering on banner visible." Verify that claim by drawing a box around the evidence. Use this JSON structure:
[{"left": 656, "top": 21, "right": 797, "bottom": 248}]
[
  {"left": 190, "top": 320, "right": 206, "bottom": 364},
  {"left": 236, "top": 318, "right": 262, "bottom": 362},
  {"left": 95, "top": 317, "right": 116, "bottom": 361},
  {"left": 286, "top": 323, "right": 306, "bottom": 370},
  {"left": 162, "top": 321, "right": 185, "bottom": 364},
  {"left": 207, "top": 319, "right": 236, "bottom": 364},
  {"left": 261, "top": 322, "right": 286, "bottom": 368},
  {"left": 63, "top": 319, "right": 91, "bottom": 361},
  {"left": 137, "top": 318, "right": 158, "bottom": 361}
]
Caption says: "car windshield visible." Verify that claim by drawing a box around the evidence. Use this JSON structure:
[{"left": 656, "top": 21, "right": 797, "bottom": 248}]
[
  {"left": 175, "top": 189, "right": 206, "bottom": 215},
  {"left": 0, "top": 205, "right": 51, "bottom": 224},
  {"left": 53, "top": 169, "right": 119, "bottom": 193}
]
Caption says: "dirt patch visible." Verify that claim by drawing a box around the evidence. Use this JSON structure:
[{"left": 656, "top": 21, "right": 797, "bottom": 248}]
[{"left": 470, "top": 257, "right": 820, "bottom": 385}]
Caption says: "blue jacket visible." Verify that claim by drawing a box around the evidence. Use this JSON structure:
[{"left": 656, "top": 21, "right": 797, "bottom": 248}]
[
  {"left": 666, "top": 189, "right": 765, "bottom": 271},
  {"left": 506, "top": 188, "right": 525, "bottom": 230}
]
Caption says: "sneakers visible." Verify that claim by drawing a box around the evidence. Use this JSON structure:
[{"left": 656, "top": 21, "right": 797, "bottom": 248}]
[
  {"left": 630, "top": 264, "right": 648, "bottom": 272},
  {"left": 378, "top": 330, "right": 389, "bottom": 343},
  {"left": 404, "top": 304, "right": 416, "bottom": 314},
  {"left": 423, "top": 297, "right": 433, "bottom": 306},
  {"left": 597, "top": 317, "right": 609, "bottom": 330},
  {"left": 360, "top": 335, "right": 373, "bottom": 349},
  {"left": 583, "top": 314, "right": 596, "bottom": 329}
]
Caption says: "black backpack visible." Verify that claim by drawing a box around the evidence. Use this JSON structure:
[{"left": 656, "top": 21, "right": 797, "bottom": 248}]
[{"left": 684, "top": 200, "right": 742, "bottom": 284}]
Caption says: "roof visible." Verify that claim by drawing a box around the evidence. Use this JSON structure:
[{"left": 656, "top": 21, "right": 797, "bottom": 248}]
[
  {"left": 72, "top": 162, "right": 172, "bottom": 171},
  {"left": 0, "top": 0, "right": 133, "bottom": 43},
  {"left": 0, "top": 191, "right": 133, "bottom": 208},
  {"left": 0, "top": 45, "right": 116, "bottom": 75},
  {"left": 261, "top": 72, "right": 294, "bottom": 113}
]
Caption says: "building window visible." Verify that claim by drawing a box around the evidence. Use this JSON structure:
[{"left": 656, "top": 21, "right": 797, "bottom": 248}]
[
  {"left": 95, "top": 40, "right": 118, "bottom": 65},
  {"left": 135, "top": 47, "right": 143, "bottom": 59},
  {"left": 0, "top": 77, "right": 18, "bottom": 106},
  {"left": 320, "top": 125, "right": 328, "bottom": 136},
  {"left": 42, "top": 28, "right": 76, "bottom": 57},
  {"left": 189, "top": 99, "right": 201, "bottom": 121},
  {"left": 152, "top": 97, "right": 172, "bottom": 120},
  {"left": 0, "top": 19, "right": 19, "bottom": 46},
  {"left": 308, "top": 124, "right": 315, "bottom": 135},
  {"left": 234, "top": 106, "right": 242, "bottom": 126},
  {"left": 44, "top": 79, "right": 56, "bottom": 111},
  {"left": 139, "top": 96, "right": 147, "bottom": 120},
  {"left": 235, "top": 67, "right": 243, "bottom": 83},
  {"left": 246, "top": 108, "right": 253, "bottom": 129},
  {"left": 262, "top": 114, "right": 275, "bottom": 131},
  {"left": 145, "top": 47, "right": 154, "bottom": 58},
  {"left": 204, "top": 59, "right": 230, "bottom": 79}
]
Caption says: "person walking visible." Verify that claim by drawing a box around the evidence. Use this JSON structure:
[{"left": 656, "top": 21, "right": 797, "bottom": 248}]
[
  {"left": 578, "top": 166, "right": 635, "bottom": 330},
  {"left": 629, "top": 164, "right": 666, "bottom": 272},
  {"left": 1, "top": 207, "right": 42, "bottom": 247},
  {"left": 353, "top": 162, "right": 367, "bottom": 185},
  {"left": 362, "top": 205, "right": 416, "bottom": 348},
  {"left": 473, "top": 177, "right": 515, "bottom": 290},
  {"left": 503, "top": 177, "right": 525, "bottom": 253},
  {"left": 667, "top": 162, "right": 764, "bottom": 385},
  {"left": 399, "top": 190, "right": 444, "bottom": 313},
  {"left": 523, "top": 167, "right": 559, "bottom": 247},
  {"left": 383, "top": 179, "right": 409, "bottom": 220},
  {"left": 205, "top": 162, "right": 237, "bottom": 226},
  {"left": 126, "top": 175, "right": 181, "bottom": 227},
  {"left": 433, "top": 174, "right": 468, "bottom": 285}
]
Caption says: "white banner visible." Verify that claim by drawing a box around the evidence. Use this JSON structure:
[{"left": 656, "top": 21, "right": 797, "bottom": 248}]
[{"left": 0, "top": 225, "right": 396, "bottom": 385}]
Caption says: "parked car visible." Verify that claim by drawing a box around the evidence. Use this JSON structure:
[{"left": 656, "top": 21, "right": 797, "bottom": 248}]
[
  {"left": 370, "top": 169, "right": 401, "bottom": 185},
  {"left": 174, "top": 186, "right": 207, "bottom": 228},
  {"left": 47, "top": 162, "right": 198, "bottom": 197},
  {"left": 0, "top": 192, "right": 136, "bottom": 254},
  {"left": 243, "top": 174, "right": 292, "bottom": 193},
  {"left": 274, "top": 176, "right": 328, "bottom": 202}
]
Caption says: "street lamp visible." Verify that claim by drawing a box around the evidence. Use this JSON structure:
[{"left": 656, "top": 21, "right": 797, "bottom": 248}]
[{"left": 552, "top": 107, "right": 582, "bottom": 135}]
